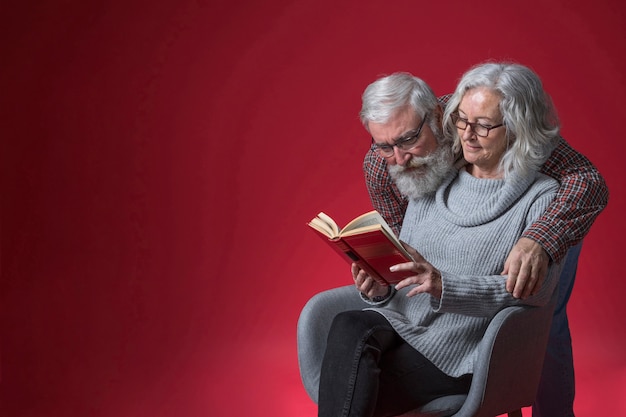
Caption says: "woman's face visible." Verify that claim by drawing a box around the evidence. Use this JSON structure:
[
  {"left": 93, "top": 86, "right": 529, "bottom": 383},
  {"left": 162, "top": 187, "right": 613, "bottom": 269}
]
[{"left": 457, "top": 87, "right": 508, "bottom": 178}]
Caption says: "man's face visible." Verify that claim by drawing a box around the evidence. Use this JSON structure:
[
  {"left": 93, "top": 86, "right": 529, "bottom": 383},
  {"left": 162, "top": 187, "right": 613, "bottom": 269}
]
[
  {"left": 368, "top": 105, "right": 453, "bottom": 199},
  {"left": 368, "top": 105, "right": 440, "bottom": 167}
]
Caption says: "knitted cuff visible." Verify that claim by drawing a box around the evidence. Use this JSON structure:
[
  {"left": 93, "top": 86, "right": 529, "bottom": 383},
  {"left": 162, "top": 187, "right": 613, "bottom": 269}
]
[{"left": 360, "top": 286, "right": 395, "bottom": 305}]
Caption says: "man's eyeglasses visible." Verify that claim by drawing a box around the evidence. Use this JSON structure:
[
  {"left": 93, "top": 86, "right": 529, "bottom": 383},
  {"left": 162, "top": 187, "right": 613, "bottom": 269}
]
[
  {"left": 371, "top": 113, "right": 429, "bottom": 157},
  {"left": 450, "top": 113, "right": 504, "bottom": 137}
]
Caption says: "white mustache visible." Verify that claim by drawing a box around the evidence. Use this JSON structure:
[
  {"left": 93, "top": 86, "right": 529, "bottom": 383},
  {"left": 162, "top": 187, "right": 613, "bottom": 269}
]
[{"left": 402, "top": 154, "right": 437, "bottom": 170}]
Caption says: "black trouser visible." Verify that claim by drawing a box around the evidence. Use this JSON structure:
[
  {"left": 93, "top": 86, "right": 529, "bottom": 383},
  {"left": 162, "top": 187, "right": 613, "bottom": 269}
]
[{"left": 318, "top": 310, "right": 471, "bottom": 417}]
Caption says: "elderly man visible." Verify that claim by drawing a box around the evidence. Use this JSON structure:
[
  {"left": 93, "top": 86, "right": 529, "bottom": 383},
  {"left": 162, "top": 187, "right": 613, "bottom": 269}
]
[{"left": 361, "top": 72, "right": 609, "bottom": 417}]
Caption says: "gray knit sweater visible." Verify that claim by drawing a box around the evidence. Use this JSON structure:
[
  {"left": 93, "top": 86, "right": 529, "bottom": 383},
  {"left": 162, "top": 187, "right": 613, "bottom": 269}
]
[{"left": 368, "top": 168, "right": 562, "bottom": 377}]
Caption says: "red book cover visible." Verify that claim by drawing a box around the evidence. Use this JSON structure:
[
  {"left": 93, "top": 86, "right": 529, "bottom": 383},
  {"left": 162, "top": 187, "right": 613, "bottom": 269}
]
[
  {"left": 307, "top": 211, "right": 414, "bottom": 285},
  {"left": 340, "top": 230, "right": 413, "bottom": 284}
]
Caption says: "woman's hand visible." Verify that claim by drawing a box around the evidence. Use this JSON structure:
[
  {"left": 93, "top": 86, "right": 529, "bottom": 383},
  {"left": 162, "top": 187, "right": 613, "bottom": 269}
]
[
  {"left": 392, "top": 242, "right": 443, "bottom": 299},
  {"left": 351, "top": 263, "right": 389, "bottom": 299}
]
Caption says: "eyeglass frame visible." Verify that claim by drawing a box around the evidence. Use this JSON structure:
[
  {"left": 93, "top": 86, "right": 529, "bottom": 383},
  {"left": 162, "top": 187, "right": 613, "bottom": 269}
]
[
  {"left": 450, "top": 112, "right": 504, "bottom": 137},
  {"left": 370, "top": 113, "right": 430, "bottom": 157}
]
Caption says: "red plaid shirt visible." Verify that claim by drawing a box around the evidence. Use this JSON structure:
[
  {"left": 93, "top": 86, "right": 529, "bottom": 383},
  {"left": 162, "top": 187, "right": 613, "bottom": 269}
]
[{"left": 363, "top": 96, "right": 609, "bottom": 263}]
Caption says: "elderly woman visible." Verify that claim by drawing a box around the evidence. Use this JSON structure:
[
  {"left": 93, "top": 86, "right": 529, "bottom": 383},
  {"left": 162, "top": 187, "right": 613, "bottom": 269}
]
[{"left": 317, "top": 63, "right": 564, "bottom": 417}]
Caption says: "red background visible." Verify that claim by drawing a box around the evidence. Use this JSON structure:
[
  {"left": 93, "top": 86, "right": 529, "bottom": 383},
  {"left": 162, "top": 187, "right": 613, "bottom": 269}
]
[{"left": 2, "top": 1, "right": 625, "bottom": 416}]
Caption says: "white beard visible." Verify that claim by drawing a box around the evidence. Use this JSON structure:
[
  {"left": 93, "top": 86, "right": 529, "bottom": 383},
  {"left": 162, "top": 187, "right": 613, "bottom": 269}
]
[{"left": 388, "top": 146, "right": 454, "bottom": 199}]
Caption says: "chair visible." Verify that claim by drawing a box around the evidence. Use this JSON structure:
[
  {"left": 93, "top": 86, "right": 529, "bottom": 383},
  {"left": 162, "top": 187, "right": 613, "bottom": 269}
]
[{"left": 297, "top": 285, "right": 556, "bottom": 417}]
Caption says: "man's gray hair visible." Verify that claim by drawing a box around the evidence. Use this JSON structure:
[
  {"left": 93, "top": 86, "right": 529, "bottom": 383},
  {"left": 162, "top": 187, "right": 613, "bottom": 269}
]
[
  {"left": 443, "top": 62, "right": 560, "bottom": 179},
  {"left": 360, "top": 73, "right": 441, "bottom": 141}
]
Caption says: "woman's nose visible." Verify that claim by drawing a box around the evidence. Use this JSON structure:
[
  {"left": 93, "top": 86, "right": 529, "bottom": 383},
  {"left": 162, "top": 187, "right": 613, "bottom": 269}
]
[{"left": 461, "top": 125, "right": 476, "bottom": 140}]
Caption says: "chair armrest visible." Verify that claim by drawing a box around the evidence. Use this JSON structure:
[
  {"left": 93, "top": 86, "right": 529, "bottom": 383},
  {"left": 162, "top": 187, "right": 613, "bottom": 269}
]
[
  {"left": 455, "top": 299, "right": 556, "bottom": 417},
  {"left": 297, "top": 285, "right": 368, "bottom": 403}
]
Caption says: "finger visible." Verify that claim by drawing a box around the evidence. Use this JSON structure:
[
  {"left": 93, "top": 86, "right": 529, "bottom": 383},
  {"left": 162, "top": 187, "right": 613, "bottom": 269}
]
[
  {"left": 354, "top": 269, "right": 368, "bottom": 289},
  {"left": 530, "top": 265, "right": 547, "bottom": 296},
  {"left": 505, "top": 275, "right": 515, "bottom": 294},
  {"left": 406, "top": 282, "right": 428, "bottom": 297},
  {"left": 390, "top": 262, "right": 418, "bottom": 273},
  {"left": 505, "top": 260, "right": 521, "bottom": 293},
  {"left": 517, "top": 256, "right": 549, "bottom": 298},
  {"left": 394, "top": 276, "right": 417, "bottom": 291},
  {"left": 525, "top": 263, "right": 547, "bottom": 297},
  {"left": 520, "top": 275, "right": 538, "bottom": 299},
  {"left": 351, "top": 263, "right": 360, "bottom": 281},
  {"left": 512, "top": 262, "right": 532, "bottom": 298},
  {"left": 363, "top": 276, "right": 378, "bottom": 295},
  {"left": 366, "top": 284, "right": 387, "bottom": 299}
]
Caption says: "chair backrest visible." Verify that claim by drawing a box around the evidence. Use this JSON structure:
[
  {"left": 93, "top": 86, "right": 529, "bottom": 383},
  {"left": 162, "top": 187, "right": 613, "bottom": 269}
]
[
  {"left": 461, "top": 298, "right": 556, "bottom": 417},
  {"left": 397, "top": 295, "right": 556, "bottom": 417}
]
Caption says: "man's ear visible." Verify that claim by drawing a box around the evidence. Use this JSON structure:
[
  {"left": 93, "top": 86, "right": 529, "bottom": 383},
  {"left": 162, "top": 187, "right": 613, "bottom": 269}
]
[{"left": 434, "top": 104, "right": 444, "bottom": 128}]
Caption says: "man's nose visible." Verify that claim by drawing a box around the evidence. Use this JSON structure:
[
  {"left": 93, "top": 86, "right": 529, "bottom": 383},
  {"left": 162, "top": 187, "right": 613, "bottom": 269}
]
[{"left": 393, "top": 146, "right": 412, "bottom": 166}]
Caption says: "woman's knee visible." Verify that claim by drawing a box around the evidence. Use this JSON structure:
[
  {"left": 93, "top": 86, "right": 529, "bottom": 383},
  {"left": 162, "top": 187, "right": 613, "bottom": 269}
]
[
  {"left": 328, "top": 310, "right": 396, "bottom": 351},
  {"left": 329, "top": 310, "right": 386, "bottom": 336}
]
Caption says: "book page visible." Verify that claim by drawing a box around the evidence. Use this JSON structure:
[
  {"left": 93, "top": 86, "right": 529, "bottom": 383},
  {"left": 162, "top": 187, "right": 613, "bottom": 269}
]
[
  {"left": 341, "top": 210, "right": 383, "bottom": 233},
  {"left": 307, "top": 212, "right": 340, "bottom": 238},
  {"left": 342, "top": 210, "right": 397, "bottom": 239}
]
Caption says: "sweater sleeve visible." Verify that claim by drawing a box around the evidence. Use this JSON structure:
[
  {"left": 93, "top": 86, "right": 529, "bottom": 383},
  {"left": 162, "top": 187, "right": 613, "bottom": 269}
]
[
  {"left": 432, "top": 260, "right": 562, "bottom": 318},
  {"left": 523, "top": 137, "right": 609, "bottom": 262}
]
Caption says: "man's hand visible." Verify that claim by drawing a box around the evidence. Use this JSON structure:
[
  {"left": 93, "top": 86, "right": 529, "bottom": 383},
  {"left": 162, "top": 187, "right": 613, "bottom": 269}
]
[
  {"left": 391, "top": 243, "right": 442, "bottom": 299},
  {"left": 502, "top": 237, "right": 549, "bottom": 299}
]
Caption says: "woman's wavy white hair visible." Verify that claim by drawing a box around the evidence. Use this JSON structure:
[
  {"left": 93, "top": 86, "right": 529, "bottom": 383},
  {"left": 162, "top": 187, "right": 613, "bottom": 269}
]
[{"left": 443, "top": 62, "right": 560, "bottom": 179}]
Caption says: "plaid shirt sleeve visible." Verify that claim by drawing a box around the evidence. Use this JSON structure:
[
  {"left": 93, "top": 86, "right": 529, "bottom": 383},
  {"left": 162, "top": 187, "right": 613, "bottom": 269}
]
[
  {"left": 523, "top": 137, "right": 609, "bottom": 262},
  {"left": 362, "top": 94, "right": 451, "bottom": 236},
  {"left": 363, "top": 148, "right": 407, "bottom": 236}
]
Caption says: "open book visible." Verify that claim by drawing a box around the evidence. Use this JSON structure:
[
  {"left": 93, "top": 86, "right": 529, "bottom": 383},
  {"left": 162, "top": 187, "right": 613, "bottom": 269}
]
[{"left": 307, "top": 210, "right": 414, "bottom": 285}]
